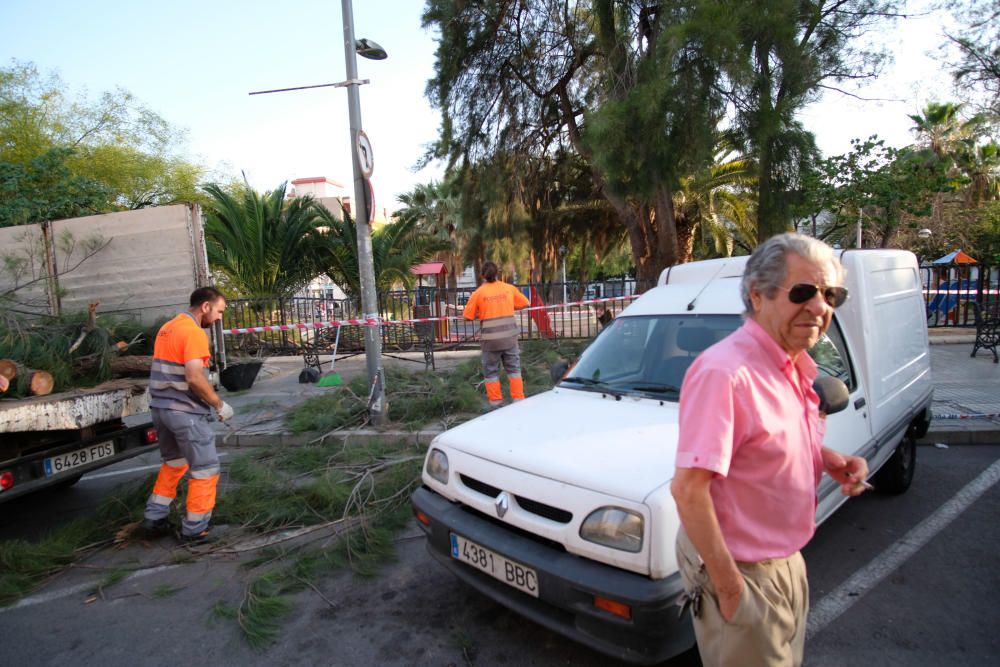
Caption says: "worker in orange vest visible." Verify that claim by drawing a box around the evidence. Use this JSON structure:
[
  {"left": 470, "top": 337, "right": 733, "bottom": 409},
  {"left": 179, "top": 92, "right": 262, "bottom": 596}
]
[
  {"left": 463, "top": 261, "right": 530, "bottom": 411},
  {"left": 139, "top": 287, "right": 233, "bottom": 544}
]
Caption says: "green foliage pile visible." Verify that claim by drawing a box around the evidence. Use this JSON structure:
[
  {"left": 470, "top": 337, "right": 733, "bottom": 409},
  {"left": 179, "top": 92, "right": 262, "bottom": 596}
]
[
  {"left": 285, "top": 365, "right": 483, "bottom": 433},
  {"left": 0, "top": 479, "right": 150, "bottom": 605},
  {"left": 0, "top": 308, "right": 160, "bottom": 395},
  {"left": 286, "top": 337, "right": 591, "bottom": 433},
  {"left": 213, "top": 337, "right": 591, "bottom": 648},
  {"left": 211, "top": 437, "right": 423, "bottom": 649}
]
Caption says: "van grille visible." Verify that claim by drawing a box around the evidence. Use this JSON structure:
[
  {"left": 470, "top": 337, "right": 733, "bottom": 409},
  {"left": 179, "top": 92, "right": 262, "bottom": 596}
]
[
  {"left": 459, "top": 505, "right": 567, "bottom": 553},
  {"left": 460, "top": 474, "right": 500, "bottom": 498},
  {"left": 459, "top": 474, "right": 573, "bottom": 524}
]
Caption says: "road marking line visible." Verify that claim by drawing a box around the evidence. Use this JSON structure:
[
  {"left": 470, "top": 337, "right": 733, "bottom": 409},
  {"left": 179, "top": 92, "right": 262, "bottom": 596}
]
[
  {"left": 807, "top": 456, "right": 1000, "bottom": 639},
  {"left": 0, "top": 564, "right": 182, "bottom": 614},
  {"left": 80, "top": 463, "right": 162, "bottom": 480},
  {"left": 80, "top": 452, "right": 229, "bottom": 482}
]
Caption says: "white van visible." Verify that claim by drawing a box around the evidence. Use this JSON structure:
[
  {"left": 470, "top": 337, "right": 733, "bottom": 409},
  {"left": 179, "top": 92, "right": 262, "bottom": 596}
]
[{"left": 411, "top": 249, "right": 933, "bottom": 664}]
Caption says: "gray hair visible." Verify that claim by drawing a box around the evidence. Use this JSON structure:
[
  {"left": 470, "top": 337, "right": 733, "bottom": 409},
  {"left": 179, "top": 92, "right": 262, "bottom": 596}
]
[{"left": 740, "top": 233, "right": 843, "bottom": 313}]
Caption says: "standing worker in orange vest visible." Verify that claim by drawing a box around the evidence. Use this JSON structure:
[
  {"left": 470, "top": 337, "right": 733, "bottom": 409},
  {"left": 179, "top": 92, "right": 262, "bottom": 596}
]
[
  {"left": 139, "top": 287, "right": 233, "bottom": 544},
  {"left": 463, "top": 261, "right": 530, "bottom": 411}
]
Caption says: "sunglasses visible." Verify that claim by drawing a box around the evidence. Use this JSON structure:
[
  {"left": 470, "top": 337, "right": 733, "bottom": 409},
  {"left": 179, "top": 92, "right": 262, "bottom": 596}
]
[{"left": 778, "top": 283, "right": 849, "bottom": 308}]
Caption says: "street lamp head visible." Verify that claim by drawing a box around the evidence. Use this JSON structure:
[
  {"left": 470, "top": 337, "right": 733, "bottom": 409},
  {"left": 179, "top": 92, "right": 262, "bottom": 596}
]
[{"left": 355, "top": 38, "right": 388, "bottom": 60}]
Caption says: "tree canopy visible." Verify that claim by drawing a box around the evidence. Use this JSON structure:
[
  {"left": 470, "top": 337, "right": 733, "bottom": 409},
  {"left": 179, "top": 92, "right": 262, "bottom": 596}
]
[
  {"left": 0, "top": 60, "right": 203, "bottom": 227},
  {"left": 945, "top": 0, "right": 1000, "bottom": 118},
  {"left": 422, "top": 0, "right": 903, "bottom": 280}
]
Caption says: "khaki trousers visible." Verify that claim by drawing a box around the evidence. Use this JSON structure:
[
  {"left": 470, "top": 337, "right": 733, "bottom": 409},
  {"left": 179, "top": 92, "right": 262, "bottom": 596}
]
[{"left": 676, "top": 529, "right": 809, "bottom": 667}]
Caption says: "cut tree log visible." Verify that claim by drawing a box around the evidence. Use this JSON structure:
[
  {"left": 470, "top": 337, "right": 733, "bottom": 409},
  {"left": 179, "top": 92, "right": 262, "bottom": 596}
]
[
  {"left": 0, "top": 359, "right": 16, "bottom": 380},
  {"left": 73, "top": 354, "right": 152, "bottom": 377},
  {"left": 27, "top": 369, "right": 55, "bottom": 396},
  {"left": 0, "top": 360, "right": 54, "bottom": 396},
  {"left": 109, "top": 355, "right": 152, "bottom": 377}
]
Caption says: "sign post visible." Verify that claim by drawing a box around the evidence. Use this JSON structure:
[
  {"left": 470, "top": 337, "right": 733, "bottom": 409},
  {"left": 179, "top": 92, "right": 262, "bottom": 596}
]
[{"left": 341, "top": 0, "right": 387, "bottom": 423}]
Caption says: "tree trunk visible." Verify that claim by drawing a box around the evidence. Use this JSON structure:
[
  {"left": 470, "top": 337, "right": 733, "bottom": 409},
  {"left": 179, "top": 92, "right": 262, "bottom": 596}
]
[
  {"left": 108, "top": 355, "right": 153, "bottom": 377},
  {"left": 557, "top": 81, "right": 677, "bottom": 285},
  {"left": 675, "top": 211, "right": 697, "bottom": 265}
]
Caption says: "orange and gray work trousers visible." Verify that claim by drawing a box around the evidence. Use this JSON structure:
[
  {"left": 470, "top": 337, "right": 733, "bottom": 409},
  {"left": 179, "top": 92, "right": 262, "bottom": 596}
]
[
  {"left": 144, "top": 408, "right": 220, "bottom": 537},
  {"left": 481, "top": 343, "right": 524, "bottom": 407},
  {"left": 675, "top": 529, "right": 809, "bottom": 667}
]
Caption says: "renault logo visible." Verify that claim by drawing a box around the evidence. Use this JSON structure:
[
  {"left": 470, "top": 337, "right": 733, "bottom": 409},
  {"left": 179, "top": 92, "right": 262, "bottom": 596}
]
[{"left": 495, "top": 492, "right": 509, "bottom": 518}]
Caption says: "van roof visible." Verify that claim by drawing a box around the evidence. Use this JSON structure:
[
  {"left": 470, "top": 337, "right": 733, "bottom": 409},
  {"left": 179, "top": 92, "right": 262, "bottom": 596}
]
[{"left": 657, "top": 256, "right": 747, "bottom": 287}]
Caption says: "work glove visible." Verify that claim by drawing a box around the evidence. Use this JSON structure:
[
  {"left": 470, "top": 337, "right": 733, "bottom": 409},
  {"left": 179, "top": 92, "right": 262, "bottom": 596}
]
[{"left": 217, "top": 401, "right": 235, "bottom": 422}]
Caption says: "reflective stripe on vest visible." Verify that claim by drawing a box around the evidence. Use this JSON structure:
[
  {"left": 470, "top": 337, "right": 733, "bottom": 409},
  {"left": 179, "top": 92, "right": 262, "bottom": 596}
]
[{"left": 480, "top": 315, "right": 518, "bottom": 340}]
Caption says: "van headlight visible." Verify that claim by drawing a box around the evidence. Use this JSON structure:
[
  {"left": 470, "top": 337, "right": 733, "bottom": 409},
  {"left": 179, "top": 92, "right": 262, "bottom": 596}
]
[
  {"left": 425, "top": 448, "right": 449, "bottom": 484},
  {"left": 580, "top": 507, "right": 643, "bottom": 552}
]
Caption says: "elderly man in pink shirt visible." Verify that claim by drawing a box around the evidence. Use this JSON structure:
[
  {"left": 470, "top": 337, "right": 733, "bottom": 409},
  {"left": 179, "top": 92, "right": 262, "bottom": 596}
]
[{"left": 671, "top": 233, "right": 871, "bottom": 667}]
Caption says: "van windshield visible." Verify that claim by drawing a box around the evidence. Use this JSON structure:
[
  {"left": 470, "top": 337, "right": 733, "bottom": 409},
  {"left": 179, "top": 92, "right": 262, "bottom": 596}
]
[{"left": 561, "top": 315, "right": 743, "bottom": 401}]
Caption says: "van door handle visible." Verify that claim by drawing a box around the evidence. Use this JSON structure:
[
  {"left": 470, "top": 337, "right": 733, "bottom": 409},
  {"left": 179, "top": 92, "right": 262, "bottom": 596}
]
[{"left": 854, "top": 397, "right": 867, "bottom": 410}]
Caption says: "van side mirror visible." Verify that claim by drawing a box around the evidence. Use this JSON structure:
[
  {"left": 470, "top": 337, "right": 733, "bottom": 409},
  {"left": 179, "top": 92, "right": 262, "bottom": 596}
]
[
  {"left": 813, "top": 376, "right": 849, "bottom": 416},
  {"left": 550, "top": 359, "right": 571, "bottom": 385}
]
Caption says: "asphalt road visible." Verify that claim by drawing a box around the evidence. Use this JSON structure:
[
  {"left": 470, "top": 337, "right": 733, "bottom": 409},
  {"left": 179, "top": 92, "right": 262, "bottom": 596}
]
[{"left": 1, "top": 443, "right": 997, "bottom": 666}]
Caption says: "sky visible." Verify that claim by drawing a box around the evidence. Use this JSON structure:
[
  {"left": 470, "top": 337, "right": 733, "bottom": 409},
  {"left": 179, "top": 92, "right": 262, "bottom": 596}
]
[{"left": 1, "top": 0, "right": 961, "bottom": 216}]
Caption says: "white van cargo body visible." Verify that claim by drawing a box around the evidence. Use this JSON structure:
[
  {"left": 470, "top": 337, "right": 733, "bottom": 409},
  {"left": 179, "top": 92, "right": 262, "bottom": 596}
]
[{"left": 411, "top": 249, "right": 933, "bottom": 664}]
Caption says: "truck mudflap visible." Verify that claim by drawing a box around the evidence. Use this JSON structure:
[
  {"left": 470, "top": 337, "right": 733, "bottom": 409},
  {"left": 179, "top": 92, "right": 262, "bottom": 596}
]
[
  {"left": 412, "top": 486, "right": 695, "bottom": 665},
  {"left": 0, "top": 422, "right": 157, "bottom": 503}
]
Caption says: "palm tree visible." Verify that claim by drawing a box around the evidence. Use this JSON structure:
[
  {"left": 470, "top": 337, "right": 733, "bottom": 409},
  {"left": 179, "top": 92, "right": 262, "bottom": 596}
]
[
  {"left": 395, "top": 180, "right": 466, "bottom": 290},
  {"left": 954, "top": 140, "right": 1000, "bottom": 206},
  {"left": 313, "top": 203, "right": 451, "bottom": 303},
  {"left": 909, "top": 102, "right": 969, "bottom": 158},
  {"left": 675, "top": 137, "right": 757, "bottom": 260},
  {"left": 202, "top": 181, "right": 328, "bottom": 298}
]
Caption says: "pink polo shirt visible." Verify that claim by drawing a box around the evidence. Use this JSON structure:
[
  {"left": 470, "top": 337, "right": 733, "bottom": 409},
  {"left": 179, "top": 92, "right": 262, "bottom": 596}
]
[{"left": 676, "top": 318, "right": 825, "bottom": 562}]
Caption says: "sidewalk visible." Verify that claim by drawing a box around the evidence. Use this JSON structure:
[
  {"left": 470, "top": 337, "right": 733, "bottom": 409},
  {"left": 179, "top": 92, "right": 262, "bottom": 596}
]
[
  {"left": 924, "top": 328, "right": 1000, "bottom": 444},
  {"left": 211, "top": 330, "right": 1000, "bottom": 450}
]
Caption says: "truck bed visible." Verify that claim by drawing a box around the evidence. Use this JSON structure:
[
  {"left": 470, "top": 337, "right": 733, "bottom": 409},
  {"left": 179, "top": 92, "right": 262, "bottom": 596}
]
[{"left": 0, "top": 379, "right": 150, "bottom": 433}]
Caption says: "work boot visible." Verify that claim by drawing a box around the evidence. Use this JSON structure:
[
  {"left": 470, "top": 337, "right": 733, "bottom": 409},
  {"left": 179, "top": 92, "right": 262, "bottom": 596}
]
[
  {"left": 177, "top": 528, "right": 215, "bottom": 546},
  {"left": 137, "top": 517, "right": 171, "bottom": 539},
  {"left": 481, "top": 401, "right": 503, "bottom": 414}
]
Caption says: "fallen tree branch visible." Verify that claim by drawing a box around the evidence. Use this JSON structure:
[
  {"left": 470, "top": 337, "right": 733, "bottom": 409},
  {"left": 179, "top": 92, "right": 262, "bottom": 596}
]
[{"left": 68, "top": 302, "right": 99, "bottom": 354}]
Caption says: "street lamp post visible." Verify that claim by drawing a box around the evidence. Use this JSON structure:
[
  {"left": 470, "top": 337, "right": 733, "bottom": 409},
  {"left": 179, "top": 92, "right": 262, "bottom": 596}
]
[
  {"left": 340, "top": 0, "right": 386, "bottom": 423},
  {"left": 856, "top": 207, "right": 863, "bottom": 249},
  {"left": 559, "top": 245, "right": 568, "bottom": 306}
]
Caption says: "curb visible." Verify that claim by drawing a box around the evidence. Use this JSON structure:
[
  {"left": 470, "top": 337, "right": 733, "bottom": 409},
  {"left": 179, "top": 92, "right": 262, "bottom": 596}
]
[
  {"left": 216, "top": 426, "right": 446, "bottom": 449},
  {"left": 919, "top": 423, "right": 1000, "bottom": 446},
  {"left": 928, "top": 336, "right": 977, "bottom": 345},
  {"left": 218, "top": 423, "right": 999, "bottom": 450}
]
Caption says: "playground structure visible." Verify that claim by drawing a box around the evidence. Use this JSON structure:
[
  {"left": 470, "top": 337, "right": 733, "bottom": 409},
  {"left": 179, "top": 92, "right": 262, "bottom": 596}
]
[{"left": 924, "top": 250, "right": 999, "bottom": 326}]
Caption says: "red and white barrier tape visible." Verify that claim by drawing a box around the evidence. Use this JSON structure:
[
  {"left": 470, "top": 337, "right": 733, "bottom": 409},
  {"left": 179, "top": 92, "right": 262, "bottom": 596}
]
[
  {"left": 223, "top": 294, "right": 639, "bottom": 335},
  {"left": 934, "top": 412, "right": 1000, "bottom": 420}
]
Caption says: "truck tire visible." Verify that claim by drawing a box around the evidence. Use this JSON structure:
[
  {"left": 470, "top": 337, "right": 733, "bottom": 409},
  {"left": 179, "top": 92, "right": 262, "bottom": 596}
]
[{"left": 874, "top": 436, "right": 916, "bottom": 494}]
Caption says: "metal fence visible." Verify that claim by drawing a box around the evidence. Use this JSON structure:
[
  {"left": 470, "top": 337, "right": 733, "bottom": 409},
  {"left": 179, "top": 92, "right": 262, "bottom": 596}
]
[
  {"left": 223, "top": 279, "right": 653, "bottom": 356},
  {"left": 221, "top": 266, "right": 997, "bottom": 357},
  {"left": 922, "top": 264, "right": 1000, "bottom": 328}
]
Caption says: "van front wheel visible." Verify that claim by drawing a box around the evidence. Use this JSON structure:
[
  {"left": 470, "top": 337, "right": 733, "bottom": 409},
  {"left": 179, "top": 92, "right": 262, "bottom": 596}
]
[{"left": 874, "top": 436, "right": 916, "bottom": 494}]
